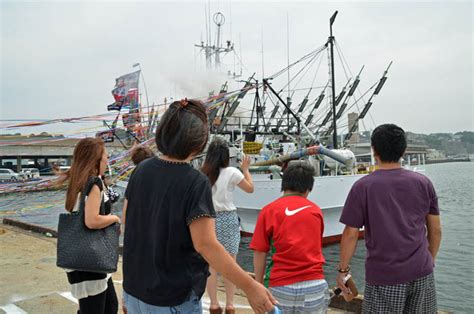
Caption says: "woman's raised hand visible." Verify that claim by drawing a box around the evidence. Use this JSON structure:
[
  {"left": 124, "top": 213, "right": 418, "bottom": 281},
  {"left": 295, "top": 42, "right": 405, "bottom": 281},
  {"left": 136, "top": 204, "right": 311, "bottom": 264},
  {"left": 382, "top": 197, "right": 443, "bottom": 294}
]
[{"left": 240, "top": 154, "right": 251, "bottom": 172}]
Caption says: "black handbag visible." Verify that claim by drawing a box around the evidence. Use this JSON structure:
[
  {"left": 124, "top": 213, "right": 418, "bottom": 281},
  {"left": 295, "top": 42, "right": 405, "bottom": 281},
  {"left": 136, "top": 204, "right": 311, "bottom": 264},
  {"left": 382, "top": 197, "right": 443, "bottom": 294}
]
[{"left": 56, "top": 177, "right": 120, "bottom": 273}]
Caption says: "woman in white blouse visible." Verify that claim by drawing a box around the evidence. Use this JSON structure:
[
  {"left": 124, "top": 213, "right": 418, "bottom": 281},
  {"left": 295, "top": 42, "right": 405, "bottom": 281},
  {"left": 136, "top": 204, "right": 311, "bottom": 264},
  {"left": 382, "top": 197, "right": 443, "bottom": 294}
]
[{"left": 201, "top": 138, "right": 254, "bottom": 314}]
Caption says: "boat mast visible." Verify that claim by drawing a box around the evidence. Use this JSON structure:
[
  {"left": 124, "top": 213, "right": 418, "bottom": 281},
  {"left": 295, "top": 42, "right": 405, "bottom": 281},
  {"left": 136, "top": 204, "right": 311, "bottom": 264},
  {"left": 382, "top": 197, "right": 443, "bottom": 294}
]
[
  {"left": 286, "top": 13, "right": 291, "bottom": 132},
  {"left": 195, "top": 11, "right": 235, "bottom": 72},
  {"left": 214, "top": 12, "right": 224, "bottom": 68},
  {"left": 329, "top": 11, "right": 338, "bottom": 148},
  {"left": 133, "top": 63, "right": 149, "bottom": 110}
]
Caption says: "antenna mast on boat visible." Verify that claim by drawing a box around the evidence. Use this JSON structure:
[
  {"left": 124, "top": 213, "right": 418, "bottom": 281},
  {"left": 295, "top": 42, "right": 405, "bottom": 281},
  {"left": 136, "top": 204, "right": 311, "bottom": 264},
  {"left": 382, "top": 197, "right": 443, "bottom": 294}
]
[
  {"left": 214, "top": 12, "right": 225, "bottom": 68},
  {"left": 195, "top": 11, "right": 235, "bottom": 70},
  {"left": 132, "top": 62, "right": 149, "bottom": 110},
  {"left": 286, "top": 13, "right": 291, "bottom": 132},
  {"left": 261, "top": 26, "right": 265, "bottom": 80},
  {"left": 287, "top": 13, "right": 290, "bottom": 99},
  {"left": 204, "top": 4, "right": 211, "bottom": 68},
  {"left": 329, "top": 10, "right": 338, "bottom": 148}
]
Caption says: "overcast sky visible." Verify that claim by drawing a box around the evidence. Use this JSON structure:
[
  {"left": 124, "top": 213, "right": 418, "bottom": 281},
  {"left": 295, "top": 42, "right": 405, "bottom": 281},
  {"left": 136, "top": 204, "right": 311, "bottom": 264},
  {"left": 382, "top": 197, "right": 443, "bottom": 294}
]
[{"left": 1, "top": 0, "right": 472, "bottom": 135}]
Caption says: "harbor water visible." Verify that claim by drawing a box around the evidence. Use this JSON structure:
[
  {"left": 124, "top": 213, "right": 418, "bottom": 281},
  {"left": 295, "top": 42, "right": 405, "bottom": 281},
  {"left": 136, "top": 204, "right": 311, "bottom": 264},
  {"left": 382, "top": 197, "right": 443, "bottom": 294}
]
[{"left": 1, "top": 162, "right": 473, "bottom": 313}]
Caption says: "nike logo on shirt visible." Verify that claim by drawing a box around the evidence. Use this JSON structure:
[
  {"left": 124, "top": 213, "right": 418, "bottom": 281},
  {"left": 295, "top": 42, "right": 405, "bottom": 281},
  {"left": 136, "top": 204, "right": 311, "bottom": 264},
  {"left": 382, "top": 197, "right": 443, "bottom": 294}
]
[{"left": 284, "top": 205, "right": 312, "bottom": 216}]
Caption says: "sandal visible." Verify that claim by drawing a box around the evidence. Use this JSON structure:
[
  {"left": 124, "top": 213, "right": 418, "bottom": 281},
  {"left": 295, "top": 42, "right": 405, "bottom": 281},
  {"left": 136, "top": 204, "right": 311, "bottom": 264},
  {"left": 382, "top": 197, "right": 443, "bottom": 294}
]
[
  {"left": 225, "top": 307, "right": 236, "bottom": 314},
  {"left": 209, "top": 307, "right": 223, "bottom": 314}
]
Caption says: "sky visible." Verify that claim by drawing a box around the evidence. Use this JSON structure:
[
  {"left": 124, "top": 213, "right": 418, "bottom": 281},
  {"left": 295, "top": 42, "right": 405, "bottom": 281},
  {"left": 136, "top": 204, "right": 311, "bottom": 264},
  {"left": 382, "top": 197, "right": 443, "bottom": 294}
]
[{"left": 1, "top": 0, "right": 473, "bottom": 136}]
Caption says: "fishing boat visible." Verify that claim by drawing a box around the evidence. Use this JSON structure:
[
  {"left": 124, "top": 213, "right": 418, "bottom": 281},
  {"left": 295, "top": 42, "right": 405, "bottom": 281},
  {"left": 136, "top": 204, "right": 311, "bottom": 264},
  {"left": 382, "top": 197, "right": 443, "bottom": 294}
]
[
  {"left": 109, "top": 11, "right": 391, "bottom": 245},
  {"left": 199, "top": 11, "right": 391, "bottom": 244},
  {"left": 0, "top": 12, "right": 392, "bottom": 226}
]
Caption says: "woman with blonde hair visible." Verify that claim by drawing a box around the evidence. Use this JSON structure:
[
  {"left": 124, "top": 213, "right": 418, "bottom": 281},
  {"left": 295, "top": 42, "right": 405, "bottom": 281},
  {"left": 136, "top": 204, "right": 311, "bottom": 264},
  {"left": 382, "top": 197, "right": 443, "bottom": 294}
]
[{"left": 61, "top": 137, "right": 120, "bottom": 314}]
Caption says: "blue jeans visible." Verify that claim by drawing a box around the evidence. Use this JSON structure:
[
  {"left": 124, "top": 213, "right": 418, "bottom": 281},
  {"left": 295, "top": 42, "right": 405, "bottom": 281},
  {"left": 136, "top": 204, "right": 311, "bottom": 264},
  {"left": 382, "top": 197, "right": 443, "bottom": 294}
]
[{"left": 123, "top": 290, "right": 202, "bottom": 314}]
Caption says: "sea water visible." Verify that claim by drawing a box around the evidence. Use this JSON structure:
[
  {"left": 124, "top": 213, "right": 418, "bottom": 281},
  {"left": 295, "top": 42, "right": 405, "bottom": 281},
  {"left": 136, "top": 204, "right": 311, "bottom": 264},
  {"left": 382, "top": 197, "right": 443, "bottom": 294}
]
[{"left": 239, "top": 162, "right": 474, "bottom": 313}]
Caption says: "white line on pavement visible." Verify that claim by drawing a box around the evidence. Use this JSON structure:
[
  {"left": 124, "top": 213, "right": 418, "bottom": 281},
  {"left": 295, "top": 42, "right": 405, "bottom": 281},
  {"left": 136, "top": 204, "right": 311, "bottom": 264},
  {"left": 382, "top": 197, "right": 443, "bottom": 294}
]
[
  {"left": 0, "top": 304, "right": 28, "bottom": 314},
  {"left": 201, "top": 297, "right": 252, "bottom": 309},
  {"left": 58, "top": 292, "right": 79, "bottom": 304}
]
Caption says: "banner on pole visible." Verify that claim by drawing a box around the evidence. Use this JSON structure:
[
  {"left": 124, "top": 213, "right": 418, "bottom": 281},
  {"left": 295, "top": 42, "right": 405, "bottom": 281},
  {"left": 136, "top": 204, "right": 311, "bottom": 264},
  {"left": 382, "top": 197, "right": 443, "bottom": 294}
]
[{"left": 110, "top": 70, "right": 140, "bottom": 110}]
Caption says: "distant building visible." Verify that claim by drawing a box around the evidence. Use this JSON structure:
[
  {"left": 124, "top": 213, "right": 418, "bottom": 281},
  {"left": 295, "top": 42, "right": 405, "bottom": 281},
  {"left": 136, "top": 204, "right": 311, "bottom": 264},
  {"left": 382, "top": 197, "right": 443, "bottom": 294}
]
[
  {"left": 348, "top": 142, "right": 429, "bottom": 165},
  {"left": 347, "top": 112, "right": 360, "bottom": 144},
  {"left": 426, "top": 148, "right": 446, "bottom": 160}
]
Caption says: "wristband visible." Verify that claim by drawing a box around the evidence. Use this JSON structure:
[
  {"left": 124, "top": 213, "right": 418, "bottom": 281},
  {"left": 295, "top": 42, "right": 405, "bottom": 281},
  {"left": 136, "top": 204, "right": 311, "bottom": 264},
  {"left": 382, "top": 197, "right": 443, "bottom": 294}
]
[{"left": 337, "top": 265, "right": 351, "bottom": 273}]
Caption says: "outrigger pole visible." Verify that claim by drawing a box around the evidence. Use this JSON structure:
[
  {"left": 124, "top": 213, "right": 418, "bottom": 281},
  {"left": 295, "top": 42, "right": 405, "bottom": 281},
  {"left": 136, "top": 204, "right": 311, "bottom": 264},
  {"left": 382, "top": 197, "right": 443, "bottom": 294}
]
[
  {"left": 263, "top": 78, "right": 301, "bottom": 136},
  {"left": 103, "top": 120, "right": 128, "bottom": 149},
  {"left": 345, "top": 61, "right": 393, "bottom": 141},
  {"left": 263, "top": 78, "right": 319, "bottom": 142}
]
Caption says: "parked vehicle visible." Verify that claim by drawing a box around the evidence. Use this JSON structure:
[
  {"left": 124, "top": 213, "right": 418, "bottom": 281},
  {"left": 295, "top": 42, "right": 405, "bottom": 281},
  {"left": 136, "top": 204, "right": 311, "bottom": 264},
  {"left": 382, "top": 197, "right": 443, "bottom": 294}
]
[
  {"left": 21, "top": 168, "right": 41, "bottom": 179},
  {"left": 0, "top": 168, "right": 27, "bottom": 182},
  {"left": 59, "top": 166, "right": 71, "bottom": 172}
]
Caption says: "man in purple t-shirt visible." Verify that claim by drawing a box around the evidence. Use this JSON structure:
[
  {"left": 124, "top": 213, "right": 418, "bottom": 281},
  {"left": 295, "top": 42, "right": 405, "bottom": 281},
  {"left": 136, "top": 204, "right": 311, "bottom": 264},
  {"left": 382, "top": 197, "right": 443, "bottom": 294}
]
[{"left": 337, "top": 124, "right": 442, "bottom": 313}]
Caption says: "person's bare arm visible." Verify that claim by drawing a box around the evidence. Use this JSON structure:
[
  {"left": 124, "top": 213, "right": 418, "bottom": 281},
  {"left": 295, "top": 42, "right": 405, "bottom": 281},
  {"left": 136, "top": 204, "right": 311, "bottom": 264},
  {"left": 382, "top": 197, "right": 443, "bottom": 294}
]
[
  {"left": 426, "top": 214, "right": 442, "bottom": 261},
  {"left": 84, "top": 185, "right": 120, "bottom": 229},
  {"left": 122, "top": 198, "right": 128, "bottom": 227},
  {"left": 253, "top": 251, "right": 267, "bottom": 284},
  {"left": 190, "top": 217, "right": 276, "bottom": 313},
  {"left": 336, "top": 226, "right": 359, "bottom": 294},
  {"left": 238, "top": 155, "right": 254, "bottom": 193}
]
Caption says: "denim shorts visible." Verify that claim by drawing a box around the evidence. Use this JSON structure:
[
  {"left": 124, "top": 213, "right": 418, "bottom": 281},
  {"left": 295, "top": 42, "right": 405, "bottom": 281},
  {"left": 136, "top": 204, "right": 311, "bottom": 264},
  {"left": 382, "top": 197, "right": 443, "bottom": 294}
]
[{"left": 123, "top": 290, "right": 202, "bottom": 313}]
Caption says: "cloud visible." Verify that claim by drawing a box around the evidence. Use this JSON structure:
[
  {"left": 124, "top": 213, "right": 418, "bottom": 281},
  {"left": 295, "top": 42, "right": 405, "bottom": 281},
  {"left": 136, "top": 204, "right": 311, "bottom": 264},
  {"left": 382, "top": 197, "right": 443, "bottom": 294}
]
[{"left": 1, "top": 1, "right": 472, "bottom": 134}]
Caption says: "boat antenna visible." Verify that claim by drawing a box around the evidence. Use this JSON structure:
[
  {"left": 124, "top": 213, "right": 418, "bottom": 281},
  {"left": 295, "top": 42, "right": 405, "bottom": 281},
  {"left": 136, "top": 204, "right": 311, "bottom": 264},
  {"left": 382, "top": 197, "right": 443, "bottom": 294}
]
[
  {"left": 239, "top": 33, "right": 243, "bottom": 77},
  {"left": 213, "top": 12, "right": 225, "bottom": 68},
  {"left": 261, "top": 26, "right": 265, "bottom": 80},
  {"left": 286, "top": 12, "right": 290, "bottom": 99},
  {"left": 208, "top": 0, "right": 211, "bottom": 47},
  {"left": 133, "top": 63, "right": 149, "bottom": 111},
  {"left": 261, "top": 26, "right": 266, "bottom": 109},
  {"left": 133, "top": 62, "right": 149, "bottom": 141},
  {"left": 230, "top": 1, "right": 235, "bottom": 76},
  {"left": 329, "top": 10, "right": 338, "bottom": 148},
  {"left": 204, "top": 4, "right": 209, "bottom": 46}
]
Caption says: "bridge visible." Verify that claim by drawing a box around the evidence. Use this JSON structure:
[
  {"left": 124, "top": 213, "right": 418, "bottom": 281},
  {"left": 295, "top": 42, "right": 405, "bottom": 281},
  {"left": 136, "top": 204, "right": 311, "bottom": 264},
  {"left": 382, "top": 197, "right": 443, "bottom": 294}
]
[{"left": 0, "top": 136, "right": 123, "bottom": 174}]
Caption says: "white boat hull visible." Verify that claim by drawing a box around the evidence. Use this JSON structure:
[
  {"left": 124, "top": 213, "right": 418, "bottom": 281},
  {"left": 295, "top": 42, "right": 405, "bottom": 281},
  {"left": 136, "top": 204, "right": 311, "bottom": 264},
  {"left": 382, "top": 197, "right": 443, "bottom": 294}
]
[
  {"left": 234, "top": 173, "right": 366, "bottom": 244},
  {"left": 115, "top": 173, "right": 366, "bottom": 245}
]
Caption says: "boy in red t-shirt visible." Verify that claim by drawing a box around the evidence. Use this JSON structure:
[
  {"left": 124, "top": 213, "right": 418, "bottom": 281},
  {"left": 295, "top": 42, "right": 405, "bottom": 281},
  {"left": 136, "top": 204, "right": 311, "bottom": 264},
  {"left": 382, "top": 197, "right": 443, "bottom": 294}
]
[{"left": 250, "top": 162, "right": 329, "bottom": 313}]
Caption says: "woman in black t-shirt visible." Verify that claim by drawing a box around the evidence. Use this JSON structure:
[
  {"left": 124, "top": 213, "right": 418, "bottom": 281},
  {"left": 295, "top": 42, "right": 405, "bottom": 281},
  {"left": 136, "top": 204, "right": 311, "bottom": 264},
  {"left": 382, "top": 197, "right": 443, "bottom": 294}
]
[{"left": 122, "top": 99, "right": 276, "bottom": 314}]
